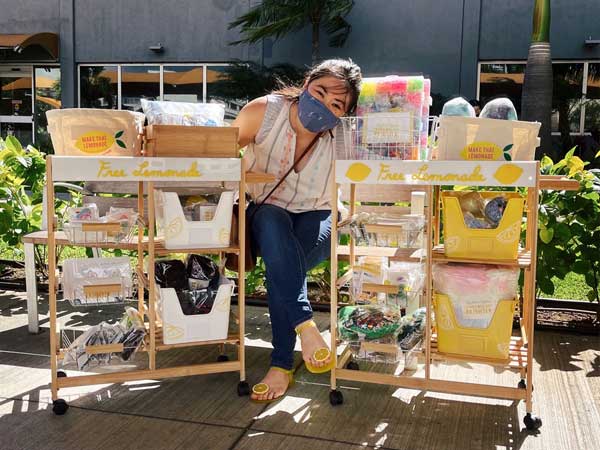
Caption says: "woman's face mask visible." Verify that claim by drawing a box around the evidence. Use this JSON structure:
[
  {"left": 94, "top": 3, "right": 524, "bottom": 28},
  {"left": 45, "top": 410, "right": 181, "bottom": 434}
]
[{"left": 297, "top": 89, "right": 341, "bottom": 133}]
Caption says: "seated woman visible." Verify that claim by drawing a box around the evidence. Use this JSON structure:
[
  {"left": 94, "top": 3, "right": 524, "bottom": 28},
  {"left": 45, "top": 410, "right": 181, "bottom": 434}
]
[{"left": 232, "top": 58, "right": 362, "bottom": 403}]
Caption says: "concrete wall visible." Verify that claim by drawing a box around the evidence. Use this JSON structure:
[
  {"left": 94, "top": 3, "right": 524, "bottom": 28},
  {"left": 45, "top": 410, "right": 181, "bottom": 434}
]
[
  {"left": 265, "top": 0, "right": 472, "bottom": 100},
  {"left": 73, "top": 0, "right": 258, "bottom": 63},
  {"left": 1, "top": 0, "right": 599, "bottom": 108},
  {"left": 480, "top": 0, "right": 600, "bottom": 61}
]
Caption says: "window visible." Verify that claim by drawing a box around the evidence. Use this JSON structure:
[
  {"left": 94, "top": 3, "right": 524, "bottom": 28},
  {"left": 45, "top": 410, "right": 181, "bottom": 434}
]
[
  {"left": 79, "top": 65, "right": 118, "bottom": 109},
  {"left": 584, "top": 63, "right": 600, "bottom": 136},
  {"left": 479, "top": 61, "right": 600, "bottom": 136},
  {"left": 121, "top": 65, "right": 160, "bottom": 112},
  {"left": 479, "top": 63, "right": 525, "bottom": 116},
  {"left": 552, "top": 63, "right": 583, "bottom": 134},
  {"left": 78, "top": 64, "right": 244, "bottom": 119},
  {"left": 206, "top": 65, "right": 245, "bottom": 121},
  {"left": 163, "top": 66, "right": 203, "bottom": 103},
  {"left": 34, "top": 67, "right": 61, "bottom": 152}
]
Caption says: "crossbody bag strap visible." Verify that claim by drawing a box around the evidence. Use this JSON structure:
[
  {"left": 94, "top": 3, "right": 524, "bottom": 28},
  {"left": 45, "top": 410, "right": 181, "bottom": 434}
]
[{"left": 254, "top": 130, "right": 330, "bottom": 209}]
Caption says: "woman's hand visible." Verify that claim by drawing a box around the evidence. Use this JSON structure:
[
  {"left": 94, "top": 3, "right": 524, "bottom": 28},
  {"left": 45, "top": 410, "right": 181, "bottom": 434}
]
[{"left": 231, "top": 96, "right": 268, "bottom": 148}]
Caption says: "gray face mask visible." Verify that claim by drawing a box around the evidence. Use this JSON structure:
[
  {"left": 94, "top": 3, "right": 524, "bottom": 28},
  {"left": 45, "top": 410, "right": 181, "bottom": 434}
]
[{"left": 297, "top": 90, "right": 341, "bottom": 133}]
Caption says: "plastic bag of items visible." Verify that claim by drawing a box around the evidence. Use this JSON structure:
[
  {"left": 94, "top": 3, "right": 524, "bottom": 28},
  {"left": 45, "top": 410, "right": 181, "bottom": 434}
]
[
  {"left": 141, "top": 99, "right": 225, "bottom": 127},
  {"left": 433, "top": 263, "right": 519, "bottom": 328},
  {"left": 441, "top": 97, "right": 476, "bottom": 117},
  {"left": 181, "top": 194, "right": 221, "bottom": 222},
  {"left": 62, "top": 307, "right": 146, "bottom": 370},
  {"left": 155, "top": 259, "right": 188, "bottom": 291},
  {"left": 455, "top": 191, "right": 509, "bottom": 229},
  {"left": 351, "top": 256, "right": 387, "bottom": 304},
  {"left": 155, "top": 255, "right": 222, "bottom": 316},
  {"left": 384, "top": 261, "right": 425, "bottom": 310},
  {"left": 396, "top": 307, "right": 427, "bottom": 351},
  {"left": 480, "top": 97, "right": 518, "bottom": 121},
  {"left": 338, "top": 305, "right": 401, "bottom": 341}
]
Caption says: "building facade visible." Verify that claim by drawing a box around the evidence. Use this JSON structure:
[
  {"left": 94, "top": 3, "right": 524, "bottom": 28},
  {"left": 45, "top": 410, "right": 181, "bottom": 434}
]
[{"left": 1, "top": 0, "right": 599, "bottom": 153}]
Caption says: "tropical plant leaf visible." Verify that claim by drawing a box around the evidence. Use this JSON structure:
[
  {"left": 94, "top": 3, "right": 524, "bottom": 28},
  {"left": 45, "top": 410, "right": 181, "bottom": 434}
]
[
  {"left": 115, "top": 130, "right": 124, "bottom": 138},
  {"left": 539, "top": 228, "right": 554, "bottom": 244},
  {"left": 116, "top": 140, "right": 126, "bottom": 149}
]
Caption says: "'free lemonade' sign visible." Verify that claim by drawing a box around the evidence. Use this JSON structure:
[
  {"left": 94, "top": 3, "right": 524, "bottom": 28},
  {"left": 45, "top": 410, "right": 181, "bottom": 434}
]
[
  {"left": 50, "top": 156, "right": 241, "bottom": 182},
  {"left": 336, "top": 160, "right": 537, "bottom": 187}
]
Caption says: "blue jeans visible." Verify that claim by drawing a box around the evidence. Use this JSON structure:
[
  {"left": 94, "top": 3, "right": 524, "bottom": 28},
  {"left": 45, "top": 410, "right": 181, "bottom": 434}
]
[{"left": 248, "top": 203, "right": 332, "bottom": 371}]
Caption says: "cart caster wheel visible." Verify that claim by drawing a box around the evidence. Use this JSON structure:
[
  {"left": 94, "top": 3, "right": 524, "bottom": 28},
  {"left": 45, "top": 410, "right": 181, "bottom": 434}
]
[
  {"left": 518, "top": 379, "right": 533, "bottom": 391},
  {"left": 52, "top": 399, "right": 69, "bottom": 415},
  {"left": 57, "top": 370, "right": 67, "bottom": 378},
  {"left": 217, "top": 354, "right": 229, "bottom": 362},
  {"left": 237, "top": 381, "right": 250, "bottom": 397},
  {"left": 346, "top": 361, "right": 359, "bottom": 371},
  {"left": 329, "top": 389, "right": 344, "bottom": 406},
  {"left": 523, "top": 413, "right": 542, "bottom": 431}
]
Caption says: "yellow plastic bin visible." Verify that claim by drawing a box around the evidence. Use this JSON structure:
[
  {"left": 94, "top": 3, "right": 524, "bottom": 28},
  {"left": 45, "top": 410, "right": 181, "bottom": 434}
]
[
  {"left": 442, "top": 191, "right": 524, "bottom": 260},
  {"left": 433, "top": 292, "right": 515, "bottom": 360}
]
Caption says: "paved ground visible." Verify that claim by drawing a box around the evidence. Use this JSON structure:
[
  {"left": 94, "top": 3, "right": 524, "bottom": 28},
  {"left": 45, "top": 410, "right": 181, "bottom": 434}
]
[{"left": 1, "top": 290, "right": 599, "bottom": 450}]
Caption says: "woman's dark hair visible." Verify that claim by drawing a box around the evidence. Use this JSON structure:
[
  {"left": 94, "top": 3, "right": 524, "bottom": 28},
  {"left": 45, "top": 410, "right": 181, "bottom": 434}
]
[{"left": 273, "top": 58, "right": 362, "bottom": 114}]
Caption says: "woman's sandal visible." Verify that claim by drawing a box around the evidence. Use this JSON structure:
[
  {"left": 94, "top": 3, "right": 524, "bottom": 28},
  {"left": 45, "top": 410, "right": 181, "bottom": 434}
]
[
  {"left": 250, "top": 367, "right": 295, "bottom": 404},
  {"left": 296, "top": 320, "right": 334, "bottom": 374}
]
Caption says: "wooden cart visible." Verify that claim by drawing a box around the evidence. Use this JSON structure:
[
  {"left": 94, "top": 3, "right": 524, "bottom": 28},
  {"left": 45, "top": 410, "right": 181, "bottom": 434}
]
[
  {"left": 46, "top": 125, "right": 273, "bottom": 415},
  {"left": 328, "top": 159, "right": 557, "bottom": 431}
]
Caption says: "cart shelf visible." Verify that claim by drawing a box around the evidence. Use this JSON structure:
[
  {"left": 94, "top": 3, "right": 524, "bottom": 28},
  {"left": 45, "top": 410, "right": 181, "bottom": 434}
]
[
  {"left": 45, "top": 124, "right": 251, "bottom": 415},
  {"left": 329, "top": 157, "right": 542, "bottom": 430},
  {"left": 337, "top": 245, "right": 423, "bottom": 261},
  {"left": 432, "top": 246, "right": 532, "bottom": 267}
]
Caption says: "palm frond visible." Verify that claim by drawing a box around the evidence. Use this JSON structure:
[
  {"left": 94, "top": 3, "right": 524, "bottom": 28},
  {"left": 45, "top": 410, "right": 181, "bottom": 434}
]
[{"left": 324, "top": 16, "right": 352, "bottom": 48}]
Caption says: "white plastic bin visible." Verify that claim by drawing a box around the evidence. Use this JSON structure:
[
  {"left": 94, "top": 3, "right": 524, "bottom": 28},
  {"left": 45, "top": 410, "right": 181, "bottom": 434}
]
[
  {"left": 154, "top": 190, "right": 234, "bottom": 249},
  {"left": 156, "top": 277, "right": 234, "bottom": 344}
]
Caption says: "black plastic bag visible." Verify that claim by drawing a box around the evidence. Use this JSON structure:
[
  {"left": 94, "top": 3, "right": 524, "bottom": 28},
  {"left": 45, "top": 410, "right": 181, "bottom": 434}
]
[
  {"left": 154, "top": 259, "right": 187, "bottom": 290},
  {"left": 176, "top": 288, "right": 217, "bottom": 315},
  {"left": 187, "top": 254, "right": 220, "bottom": 290}
]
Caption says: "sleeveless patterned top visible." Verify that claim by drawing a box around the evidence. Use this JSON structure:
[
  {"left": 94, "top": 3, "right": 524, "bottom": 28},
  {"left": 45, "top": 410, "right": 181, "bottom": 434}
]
[{"left": 244, "top": 94, "right": 343, "bottom": 213}]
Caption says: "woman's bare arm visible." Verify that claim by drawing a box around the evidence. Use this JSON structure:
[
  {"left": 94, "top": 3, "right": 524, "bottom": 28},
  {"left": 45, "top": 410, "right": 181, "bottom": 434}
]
[{"left": 231, "top": 96, "right": 268, "bottom": 148}]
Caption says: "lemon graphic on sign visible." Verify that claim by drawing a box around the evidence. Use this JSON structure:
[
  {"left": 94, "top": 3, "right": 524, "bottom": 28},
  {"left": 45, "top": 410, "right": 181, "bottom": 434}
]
[
  {"left": 493, "top": 164, "right": 523, "bottom": 184},
  {"left": 346, "top": 162, "right": 371, "bottom": 182}
]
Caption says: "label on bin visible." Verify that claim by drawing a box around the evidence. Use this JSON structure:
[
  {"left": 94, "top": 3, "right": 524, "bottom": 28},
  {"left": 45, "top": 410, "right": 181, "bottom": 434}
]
[{"left": 462, "top": 301, "right": 494, "bottom": 320}]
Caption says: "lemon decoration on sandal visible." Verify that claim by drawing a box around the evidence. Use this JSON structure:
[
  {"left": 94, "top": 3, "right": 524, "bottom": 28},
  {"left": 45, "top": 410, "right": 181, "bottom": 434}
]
[
  {"left": 252, "top": 383, "right": 269, "bottom": 395},
  {"left": 296, "top": 320, "right": 335, "bottom": 374},
  {"left": 250, "top": 367, "right": 294, "bottom": 404}
]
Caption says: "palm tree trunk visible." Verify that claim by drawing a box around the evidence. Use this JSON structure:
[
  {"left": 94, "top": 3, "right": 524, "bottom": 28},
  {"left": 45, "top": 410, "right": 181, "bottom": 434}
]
[
  {"left": 312, "top": 20, "right": 320, "bottom": 65},
  {"left": 521, "top": 0, "right": 553, "bottom": 159}
]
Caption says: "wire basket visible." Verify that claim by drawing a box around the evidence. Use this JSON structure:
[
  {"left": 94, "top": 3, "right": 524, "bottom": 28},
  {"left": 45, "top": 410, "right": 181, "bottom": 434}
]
[
  {"left": 338, "top": 114, "right": 425, "bottom": 160},
  {"left": 63, "top": 220, "right": 137, "bottom": 245},
  {"left": 61, "top": 257, "right": 134, "bottom": 307},
  {"left": 60, "top": 325, "right": 145, "bottom": 371}
]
